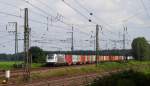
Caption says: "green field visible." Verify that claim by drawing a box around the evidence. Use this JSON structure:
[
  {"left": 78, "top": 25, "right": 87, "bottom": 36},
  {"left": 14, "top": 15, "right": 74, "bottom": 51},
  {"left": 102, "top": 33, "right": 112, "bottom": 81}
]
[
  {"left": 0, "top": 61, "right": 44, "bottom": 70},
  {"left": 0, "top": 61, "right": 17, "bottom": 70}
]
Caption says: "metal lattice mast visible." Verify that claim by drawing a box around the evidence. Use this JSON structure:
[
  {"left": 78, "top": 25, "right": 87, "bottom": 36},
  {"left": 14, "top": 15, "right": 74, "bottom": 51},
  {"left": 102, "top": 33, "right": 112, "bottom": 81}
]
[
  {"left": 23, "top": 8, "right": 31, "bottom": 81},
  {"left": 123, "top": 26, "right": 127, "bottom": 61},
  {"left": 8, "top": 22, "right": 18, "bottom": 64},
  {"left": 96, "top": 24, "right": 99, "bottom": 66},
  {"left": 71, "top": 26, "right": 74, "bottom": 52}
]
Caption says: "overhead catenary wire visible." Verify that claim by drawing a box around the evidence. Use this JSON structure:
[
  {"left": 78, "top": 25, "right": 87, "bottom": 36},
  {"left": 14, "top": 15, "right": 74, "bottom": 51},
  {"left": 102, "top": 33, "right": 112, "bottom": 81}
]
[
  {"left": 0, "top": 39, "right": 15, "bottom": 45},
  {"left": 0, "top": 1, "right": 51, "bottom": 19},
  {"left": 0, "top": 0, "right": 140, "bottom": 52},
  {"left": 21, "top": 0, "right": 53, "bottom": 17},
  {"left": 21, "top": 0, "right": 90, "bottom": 36},
  {"left": 22, "top": 0, "right": 67, "bottom": 25},
  {"left": 0, "top": 11, "right": 69, "bottom": 30},
  {"left": 0, "top": 11, "right": 87, "bottom": 43},
  {"left": 0, "top": 1, "right": 21, "bottom": 9},
  {"left": 0, "top": 2, "right": 112, "bottom": 47},
  {"left": 140, "top": 0, "right": 150, "bottom": 18},
  {"left": 35, "top": 0, "right": 58, "bottom": 14},
  {"left": 0, "top": 34, "right": 14, "bottom": 38},
  {"left": 73, "top": 0, "right": 149, "bottom": 38},
  {"left": 65, "top": 0, "right": 119, "bottom": 36},
  {"left": 62, "top": 0, "right": 95, "bottom": 24},
  {"left": 34, "top": 0, "right": 94, "bottom": 36}
]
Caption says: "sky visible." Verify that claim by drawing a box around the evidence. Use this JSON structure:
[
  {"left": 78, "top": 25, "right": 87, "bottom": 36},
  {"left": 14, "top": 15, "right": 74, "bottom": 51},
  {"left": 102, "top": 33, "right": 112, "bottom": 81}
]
[{"left": 0, "top": 0, "right": 150, "bottom": 54}]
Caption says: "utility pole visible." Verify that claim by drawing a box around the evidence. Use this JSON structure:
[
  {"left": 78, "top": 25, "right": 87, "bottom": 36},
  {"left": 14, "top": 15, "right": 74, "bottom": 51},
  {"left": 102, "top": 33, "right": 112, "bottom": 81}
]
[
  {"left": 66, "top": 26, "right": 74, "bottom": 51},
  {"left": 8, "top": 22, "right": 18, "bottom": 64},
  {"left": 47, "top": 17, "right": 49, "bottom": 31},
  {"left": 90, "top": 31, "right": 96, "bottom": 51},
  {"left": 96, "top": 24, "right": 99, "bottom": 66},
  {"left": 123, "top": 26, "right": 127, "bottom": 61},
  {"left": 71, "top": 26, "right": 74, "bottom": 51},
  {"left": 23, "top": 8, "right": 31, "bottom": 81}
]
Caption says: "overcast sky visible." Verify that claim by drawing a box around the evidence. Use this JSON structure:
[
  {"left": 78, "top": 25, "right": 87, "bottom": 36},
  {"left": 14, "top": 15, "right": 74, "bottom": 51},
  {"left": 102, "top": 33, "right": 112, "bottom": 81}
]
[{"left": 0, "top": 0, "right": 150, "bottom": 54}]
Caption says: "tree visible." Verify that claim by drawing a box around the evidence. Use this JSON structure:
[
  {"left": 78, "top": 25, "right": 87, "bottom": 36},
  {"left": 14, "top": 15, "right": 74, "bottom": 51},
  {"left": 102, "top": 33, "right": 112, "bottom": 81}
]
[
  {"left": 29, "top": 46, "right": 46, "bottom": 63},
  {"left": 131, "top": 37, "right": 150, "bottom": 60}
]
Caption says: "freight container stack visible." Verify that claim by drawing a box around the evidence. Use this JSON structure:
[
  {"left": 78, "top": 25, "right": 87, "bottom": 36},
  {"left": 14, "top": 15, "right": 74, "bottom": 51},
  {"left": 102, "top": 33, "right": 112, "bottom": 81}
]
[{"left": 46, "top": 54, "right": 126, "bottom": 66}]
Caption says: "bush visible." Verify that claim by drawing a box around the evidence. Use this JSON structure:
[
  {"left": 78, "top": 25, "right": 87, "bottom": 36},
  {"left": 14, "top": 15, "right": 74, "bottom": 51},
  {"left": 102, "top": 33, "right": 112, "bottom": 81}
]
[
  {"left": 90, "top": 70, "right": 150, "bottom": 86},
  {"left": 132, "top": 37, "right": 150, "bottom": 61},
  {"left": 29, "top": 46, "right": 46, "bottom": 63}
]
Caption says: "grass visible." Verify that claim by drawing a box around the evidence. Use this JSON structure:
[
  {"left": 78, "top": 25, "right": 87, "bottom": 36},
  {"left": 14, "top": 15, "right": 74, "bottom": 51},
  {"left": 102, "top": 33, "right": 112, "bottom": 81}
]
[
  {"left": 88, "top": 61, "right": 150, "bottom": 86},
  {"left": 31, "top": 61, "right": 150, "bottom": 80},
  {"left": 31, "top": 65, "right": 98, "bottom": 79},
  {"left": 89, "top": 69, "right": 150, "bottom": 86},
  {"left": 0, "top": 61, "right": 16, "bottom": 70},
  {"left": 0, "top": 61, "right": 44, "bottom": 70},
  {"left": 31, "top": 62, "right": 128, "bottom": 79},
  {"left": 1, "top": 60, "right": 150, "bottom": 85}
]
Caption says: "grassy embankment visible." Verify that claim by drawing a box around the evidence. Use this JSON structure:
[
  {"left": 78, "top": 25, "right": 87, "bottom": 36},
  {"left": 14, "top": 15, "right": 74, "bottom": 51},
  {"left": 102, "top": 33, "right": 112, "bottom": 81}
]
[
  {"left": 31, "top": 61, "right": 150, "bottom": 79},
  {"left": 89, "top": 61, "right": 150, "bottom": 86}
]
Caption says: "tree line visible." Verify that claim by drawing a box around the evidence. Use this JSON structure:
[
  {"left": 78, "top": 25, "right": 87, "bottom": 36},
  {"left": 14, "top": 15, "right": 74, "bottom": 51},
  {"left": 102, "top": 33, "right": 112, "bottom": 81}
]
[
  {"left": 0, "top": 46, "right": 46, "bottom": 63},
  {"left": 132, "top": 37, "right": 150, "bottom": 61},
  {"left": 0, "top": 53, "right": 24, "bottom": 61}
]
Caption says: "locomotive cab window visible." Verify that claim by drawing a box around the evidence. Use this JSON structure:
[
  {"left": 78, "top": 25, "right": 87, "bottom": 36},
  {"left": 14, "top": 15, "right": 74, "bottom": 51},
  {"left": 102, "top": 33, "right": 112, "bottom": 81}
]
[{"left": 48, "top": 54, "right": 54, "bottom": 59}]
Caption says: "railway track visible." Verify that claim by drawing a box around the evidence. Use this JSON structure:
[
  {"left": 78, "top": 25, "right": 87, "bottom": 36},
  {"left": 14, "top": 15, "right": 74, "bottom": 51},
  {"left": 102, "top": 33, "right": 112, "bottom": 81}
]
[
  {"left": 0, "top": 64, "right": 95, "bottom": 78},
  {"left": 21, "top": 69, "right": 130, "bottom": 86},
  {"left": 0, "top": 65, "right": 130, "bottom": 86}
]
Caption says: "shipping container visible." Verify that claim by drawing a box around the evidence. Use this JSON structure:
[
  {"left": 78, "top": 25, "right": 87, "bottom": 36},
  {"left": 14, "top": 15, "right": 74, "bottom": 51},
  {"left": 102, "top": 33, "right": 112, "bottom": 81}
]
[
  {"left": 65, "top": 55, "right": 72, "bottom": 65},
  {"left": 72, "top": 55, "right": 79, "bottom": 64},
  {"left": 86, "top": 55, "right": 91, "bottom": 63}
]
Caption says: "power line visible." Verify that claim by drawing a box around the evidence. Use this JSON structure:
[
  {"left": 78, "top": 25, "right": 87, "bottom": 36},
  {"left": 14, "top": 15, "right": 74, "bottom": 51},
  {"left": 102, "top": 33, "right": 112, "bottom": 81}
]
[
  {"left": 62, "top": 0, "right": 93, "bottom": 23},
  {"left": 0, "top": 11, "right": 89, "bottom": 37},
  {"left": 74, "top": 0, "right": 91, "bottom": 13},
  {"left": 21, "top": 0, "right": 52, "bottom": 17},
  {"left": 0, "top": 11, "right": 65, "bottom": 29},
  {"left": 22, "top": 0, "right": 64, "bottom": 23},
  {"left": 29, "top": 9, "right": 48, "bottom": 18},
  {"left": 0, "top": 1, "right": 54, "bottom": 19},
  {"left": 140, "top": 0, "right": 150, "bottom": 18},
  {"left": 0, "top": 11, "right": 22, "bottom": 18},
  {"left": 21, "top": 0, "right": 89, "bottom": 35},
  {"left": 35, "top": 0, "right": 57, "bottom": 14},
  {"left": 0, "top": 39, "right": 15, "bottom": 45},
  {"left": 71, "top": 0, "right": 119, "bottom": 36},
  {"left": 38, "top": 0, "right": 91, "bottom": 35},
  {"left": 0, "top": 34, "right": 13, "bottom": 38},
  {"left": 0, "top": 0, "right": 115, "bottom": 44},
  {"left": 34, "top": 0, "right": 94, "bottom": 36},
  {"left": 0, "top": 1, "right": 21, "bottom": 9}
]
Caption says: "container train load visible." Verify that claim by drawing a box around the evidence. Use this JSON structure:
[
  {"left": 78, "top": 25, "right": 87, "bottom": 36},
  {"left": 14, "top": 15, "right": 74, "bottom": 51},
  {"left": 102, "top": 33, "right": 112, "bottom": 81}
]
[{"left": 46, "top": 54, "right": 130, "bottom": 66}]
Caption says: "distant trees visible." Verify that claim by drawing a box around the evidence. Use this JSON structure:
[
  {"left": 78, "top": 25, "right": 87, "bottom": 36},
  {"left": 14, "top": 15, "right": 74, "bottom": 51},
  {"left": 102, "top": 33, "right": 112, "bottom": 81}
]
[
  {"left": 131, "top": 37, "right": 150, "bottom": 60},
  {"left": 0, "top": 53, "right": 23, "bottom": 61},
  {"left": 29, "top": 46, "right": 46, "bottom": 63},
  {"left": 0, "top": 46, "right": 46, "bottom": 63}
]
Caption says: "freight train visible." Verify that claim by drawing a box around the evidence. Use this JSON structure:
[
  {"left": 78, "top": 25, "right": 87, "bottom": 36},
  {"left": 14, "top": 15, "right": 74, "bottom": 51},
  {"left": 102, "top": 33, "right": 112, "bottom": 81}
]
[{"left": 46, "top": 54, "right": 131, "bottom": 66}]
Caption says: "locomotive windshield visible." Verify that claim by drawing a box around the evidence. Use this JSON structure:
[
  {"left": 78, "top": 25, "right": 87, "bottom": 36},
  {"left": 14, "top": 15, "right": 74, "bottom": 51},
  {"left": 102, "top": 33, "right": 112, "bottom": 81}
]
[{"left": 48, "top": 54, "right": 54, "bottom": 59}]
